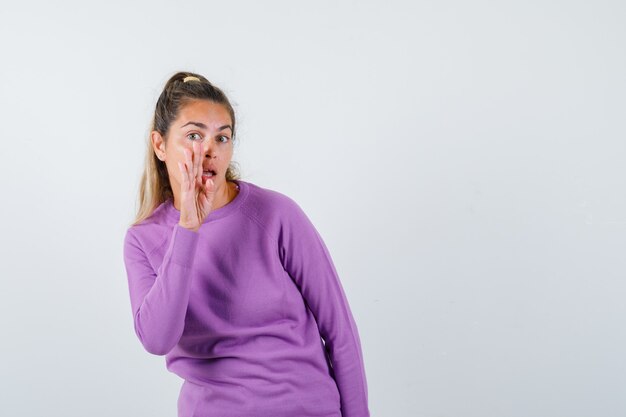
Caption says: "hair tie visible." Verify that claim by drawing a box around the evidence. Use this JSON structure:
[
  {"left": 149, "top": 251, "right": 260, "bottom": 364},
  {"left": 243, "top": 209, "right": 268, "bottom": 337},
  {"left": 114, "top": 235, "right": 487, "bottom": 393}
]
[{"left": 183, "top": 75, "right": 201, "bottom": 83}]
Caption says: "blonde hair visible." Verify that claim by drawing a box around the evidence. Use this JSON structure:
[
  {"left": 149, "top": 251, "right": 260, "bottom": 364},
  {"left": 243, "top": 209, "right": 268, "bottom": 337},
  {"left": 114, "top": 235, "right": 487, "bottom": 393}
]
[{"left": 130, "top": 71, "right": 241, "bottom": 226}]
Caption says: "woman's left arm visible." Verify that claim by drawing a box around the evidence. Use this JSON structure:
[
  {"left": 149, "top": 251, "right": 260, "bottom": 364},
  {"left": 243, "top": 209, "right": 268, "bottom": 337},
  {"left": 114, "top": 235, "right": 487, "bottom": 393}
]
[{"left": 278, "top": 197, "right": 370, "bottom": 417}]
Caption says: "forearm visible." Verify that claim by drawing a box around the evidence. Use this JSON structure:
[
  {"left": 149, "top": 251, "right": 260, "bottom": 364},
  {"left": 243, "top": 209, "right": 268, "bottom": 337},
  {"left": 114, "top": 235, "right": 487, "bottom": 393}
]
[{"left": 128, "top": 224, "right": 199, "bottom": 355}]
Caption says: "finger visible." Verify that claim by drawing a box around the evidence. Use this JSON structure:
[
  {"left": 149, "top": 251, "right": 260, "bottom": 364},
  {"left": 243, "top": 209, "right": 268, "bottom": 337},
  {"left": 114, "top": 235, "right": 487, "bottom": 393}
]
[
  {"left": 204, "top": 177, "right": 214, "bottom": 195},
  {"left": 194, "top": 141, "right": 202, "bottom": 186},
  {"left": 203, "top": 176, "right": 212, "bottom": 190},
  {"left": 178, "top": 161, "right": 188, "bottom": 190},
  {"left": 200, "top": 179, "right": 213, "bottom": 206},
  {"left": 184, "top": 148, "right": 193, "bottom": 188}
]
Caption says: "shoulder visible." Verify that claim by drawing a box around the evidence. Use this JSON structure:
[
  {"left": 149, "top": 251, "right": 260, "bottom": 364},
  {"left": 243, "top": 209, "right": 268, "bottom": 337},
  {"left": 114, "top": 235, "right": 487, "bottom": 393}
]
[
  {"left": 242, "top": 180, "right": 306, "bottom": 220},
  {"left": 123, "top": 202, "right": 173, "bottom": 256},
  {"left": 239, "top": 181, "right": 313, "bottom": 238}
]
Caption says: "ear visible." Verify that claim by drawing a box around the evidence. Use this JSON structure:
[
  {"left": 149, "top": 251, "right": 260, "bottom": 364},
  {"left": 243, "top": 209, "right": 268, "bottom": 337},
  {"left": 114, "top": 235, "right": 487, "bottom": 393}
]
[{"left": 151, "top": 131, "right": 166, "bottom": 161}]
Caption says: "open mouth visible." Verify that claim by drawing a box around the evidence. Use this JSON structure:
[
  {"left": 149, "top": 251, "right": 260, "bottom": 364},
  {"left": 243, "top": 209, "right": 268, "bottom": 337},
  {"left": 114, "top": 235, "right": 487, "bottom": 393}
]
[{"left": 202, "top": 170, "right": 216, "bottom": 178}]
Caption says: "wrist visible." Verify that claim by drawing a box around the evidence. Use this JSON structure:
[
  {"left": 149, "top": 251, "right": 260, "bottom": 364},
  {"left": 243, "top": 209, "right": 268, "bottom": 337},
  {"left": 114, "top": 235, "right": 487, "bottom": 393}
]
[{"left": 178, "top": 222, "right": 200, "bottom": 233}]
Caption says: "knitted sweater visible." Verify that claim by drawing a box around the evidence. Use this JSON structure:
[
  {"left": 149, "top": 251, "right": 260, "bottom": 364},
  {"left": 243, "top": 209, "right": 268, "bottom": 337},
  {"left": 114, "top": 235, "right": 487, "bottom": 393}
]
[{"left": 123, "top": 179, "right": 370, "bottom": 417}]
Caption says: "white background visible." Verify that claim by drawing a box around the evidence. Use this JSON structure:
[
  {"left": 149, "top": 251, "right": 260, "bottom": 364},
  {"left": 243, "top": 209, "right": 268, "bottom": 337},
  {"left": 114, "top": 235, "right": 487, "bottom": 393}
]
[{"left": 1, "top": 1, "right": 625, "bottom": 416}]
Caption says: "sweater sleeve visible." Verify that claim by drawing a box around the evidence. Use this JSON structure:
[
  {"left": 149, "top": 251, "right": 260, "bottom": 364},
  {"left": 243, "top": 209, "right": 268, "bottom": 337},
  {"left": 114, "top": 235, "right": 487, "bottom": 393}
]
[
  {"left": 278, "top": 199, "right": 370, "bottom": 417},
  {"left": 123, "top": 224, "right": 200, "bottom": 356}
]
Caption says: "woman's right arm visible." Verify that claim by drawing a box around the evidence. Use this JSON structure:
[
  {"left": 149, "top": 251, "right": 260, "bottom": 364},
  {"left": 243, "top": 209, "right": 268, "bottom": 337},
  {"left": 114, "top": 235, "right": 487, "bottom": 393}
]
[{"left": 123, "top": 224, "right": 200, "bottom": 355}]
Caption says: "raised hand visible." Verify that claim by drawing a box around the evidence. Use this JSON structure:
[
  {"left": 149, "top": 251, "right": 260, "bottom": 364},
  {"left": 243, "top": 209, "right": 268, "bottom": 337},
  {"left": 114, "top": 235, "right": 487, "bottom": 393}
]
[{"left": 176, "top": 141, "right": 217, "bottom": 232}]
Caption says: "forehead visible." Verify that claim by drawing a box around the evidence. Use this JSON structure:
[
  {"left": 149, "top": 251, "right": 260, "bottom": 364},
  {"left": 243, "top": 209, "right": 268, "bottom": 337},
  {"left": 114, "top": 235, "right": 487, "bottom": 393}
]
[{"left": 176, "top": 99, "right": 231, "bottom": 127}]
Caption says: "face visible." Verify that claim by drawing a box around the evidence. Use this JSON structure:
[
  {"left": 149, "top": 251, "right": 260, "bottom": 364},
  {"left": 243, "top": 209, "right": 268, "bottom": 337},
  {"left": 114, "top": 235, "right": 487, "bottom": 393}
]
[{"left": 151, "top": 99, "right": 234, "bottom": 200}]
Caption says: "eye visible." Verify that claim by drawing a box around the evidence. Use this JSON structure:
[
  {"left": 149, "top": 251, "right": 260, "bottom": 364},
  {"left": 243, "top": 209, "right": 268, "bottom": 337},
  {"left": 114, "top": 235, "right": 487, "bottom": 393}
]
[
  {"left": 218, "top": 135, "right": 230, "bottom": 143},
  {"left": 187, "top": 132, "right": 202, "bottom": 141}
]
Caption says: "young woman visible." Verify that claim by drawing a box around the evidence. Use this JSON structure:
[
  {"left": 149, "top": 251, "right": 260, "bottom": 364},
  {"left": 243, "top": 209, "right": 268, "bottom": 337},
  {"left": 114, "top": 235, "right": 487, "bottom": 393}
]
[{"left": 123, "top": 71, "right": 370, "bottom": 417}]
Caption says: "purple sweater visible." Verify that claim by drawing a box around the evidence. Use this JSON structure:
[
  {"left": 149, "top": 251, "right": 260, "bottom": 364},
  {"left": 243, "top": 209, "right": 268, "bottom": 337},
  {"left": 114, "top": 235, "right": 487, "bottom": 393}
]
[{"left": 123, "top": 179, "right": 370, "bottom": 417}]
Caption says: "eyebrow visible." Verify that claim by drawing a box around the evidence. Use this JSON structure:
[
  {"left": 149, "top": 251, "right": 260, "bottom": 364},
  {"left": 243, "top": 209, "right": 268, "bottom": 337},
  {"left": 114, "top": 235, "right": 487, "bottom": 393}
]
[{"left": 180, "top": 121, "right": 233, "bottom": 133}]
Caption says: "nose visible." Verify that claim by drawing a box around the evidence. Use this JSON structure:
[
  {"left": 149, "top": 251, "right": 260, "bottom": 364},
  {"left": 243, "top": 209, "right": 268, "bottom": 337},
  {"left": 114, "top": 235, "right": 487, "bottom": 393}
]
[{"left": 201, "top": 137, "right": 215, "bottom": 159}]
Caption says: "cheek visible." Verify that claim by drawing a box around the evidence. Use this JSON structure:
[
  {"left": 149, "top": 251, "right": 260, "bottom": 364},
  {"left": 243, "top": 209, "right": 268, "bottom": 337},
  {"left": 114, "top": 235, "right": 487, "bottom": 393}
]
[
  {"left": 169, "top": 145, "right": 190, "bottom": 170},
  {"left": 219, "top": 145, "right": 234, "bottom": 159},
  {"left": 165, "top": 157, "right": 184, "bottom": 181}
]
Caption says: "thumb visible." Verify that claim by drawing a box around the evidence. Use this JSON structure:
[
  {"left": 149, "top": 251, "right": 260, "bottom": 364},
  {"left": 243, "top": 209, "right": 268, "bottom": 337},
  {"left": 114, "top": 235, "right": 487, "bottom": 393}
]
[{"left": 203, "top": 178, "right": 214, "bottom": 195}]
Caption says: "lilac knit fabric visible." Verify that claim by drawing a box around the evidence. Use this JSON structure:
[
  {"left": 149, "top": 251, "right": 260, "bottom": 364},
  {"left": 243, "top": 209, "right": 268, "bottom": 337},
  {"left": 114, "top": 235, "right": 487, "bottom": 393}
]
[{"left": 123, "top": 180, "right": 370, "bottom": 417}]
